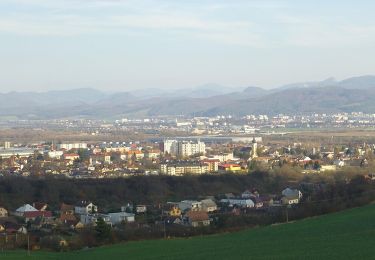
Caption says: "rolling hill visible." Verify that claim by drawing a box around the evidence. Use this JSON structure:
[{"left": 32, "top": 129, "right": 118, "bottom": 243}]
[
  {"left": 1, "top": 75, "right": 375, "bottom": 119},
  {"left": 4, "top": 203, "right": 375, "bottom": 259}
]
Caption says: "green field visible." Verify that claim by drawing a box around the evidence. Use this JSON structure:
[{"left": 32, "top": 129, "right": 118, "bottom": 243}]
[{"left": 3, "top": 204, "right": 375, "bottom": 259}]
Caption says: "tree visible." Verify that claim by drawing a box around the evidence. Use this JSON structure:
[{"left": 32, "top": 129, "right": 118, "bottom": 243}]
[
  {"left": 313, "top": 161, "right": 320, "bottom": 170},
  {"left": 95, "top": 217, "right": 111, "bottom": 242}
]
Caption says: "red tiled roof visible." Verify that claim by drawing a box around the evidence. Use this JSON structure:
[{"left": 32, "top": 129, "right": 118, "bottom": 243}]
[
  {"left": 24, "top": 211, "right": 52, "bottom": 218},
  {"left": 63, "top": 153, "right": 79, "bottom": 157},
  {"left": 185, "top": 210, "right": 209, "bottom": 222},
  {"left": 60, "top": 203, "right": 74, "bottom": 212}
]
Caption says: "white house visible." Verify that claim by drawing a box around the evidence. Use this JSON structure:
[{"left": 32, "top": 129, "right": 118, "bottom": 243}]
[
  {"left": 220, "top": 199, "right": 255, "bottom": 208},
  {"left": 14, "top": 204, "right": 38, "bottom": 217},
  {"left": 178, "top": 200, "right": 202, "bottom": 212},
  {"left": 282, "top": 188, "right": 302, "bottom": 199},
  {"left": 200, "top": 199, "right": 217, "bottom": 213},
  {"left": 281, "top": 188, "right": 303, "bottom": 205},
  {"left": 47, "top": 150, "right": 64, "bottom": 159},
  {"left": 80, "top": 213, "right": 111, "bottom": 226},
  {"left": 108, "top": 212, "right": 135, "bottom": 224},
  {"left": 75, "top": 202, "right": 98, "bottom": 215}
]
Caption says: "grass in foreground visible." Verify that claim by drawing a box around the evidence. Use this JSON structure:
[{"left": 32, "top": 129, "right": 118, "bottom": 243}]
[{"left": 3, "top": 204, "right": 375, "bottom": 259}]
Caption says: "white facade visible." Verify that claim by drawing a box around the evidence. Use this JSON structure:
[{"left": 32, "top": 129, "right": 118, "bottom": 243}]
[
  {"left": 163, "top": 139, "right": 177, "bottom": 154},
  {"left": 282, "top": 188, "right": 303, "bottom": 199},
  {"left": 220, "top": 199, "right": 255, "bottom": 208},
  {"left": 211, "top": 153, "right": 234, "bottom": 162},
  {"left": 80, "top": 213, "right": 111, "bottom": 226},
  {"left": 178, "top": 200, "right": 202, "bottom": 212},
  {"left": 75, "top": 202, "right": 98, "bottom": 215},
  {"left": 108, "top": 212, "right": 135, "bottom": 224},
  {"left": 163, "top": 140, "right": 206, "bottom": 157},
  {"left": 15, "top": 204, "right": 38, "bottom": 217},
  {"left": 200, "top": 199, "right": 217, "bottom": 212},
  {"left": 57, "top": 143, "right": 88, "bottom": 150},
  {"left": 47, "top": 150, "right": 64, "bottom": 159}
]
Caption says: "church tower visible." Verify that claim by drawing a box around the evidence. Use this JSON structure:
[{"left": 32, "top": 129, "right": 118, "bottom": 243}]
[{"left": 249, "top": 137, "right": 258, "bottom": 161}]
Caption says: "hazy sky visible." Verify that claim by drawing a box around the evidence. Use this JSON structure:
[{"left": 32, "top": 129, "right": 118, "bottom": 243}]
[{"left": 1, "top": 0, "right": 375, "bottom": 92}]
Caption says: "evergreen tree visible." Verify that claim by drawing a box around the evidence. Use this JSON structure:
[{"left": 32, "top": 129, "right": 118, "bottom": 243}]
[{"left": 95, "top": 217, "right": 111, "bottom": 242}]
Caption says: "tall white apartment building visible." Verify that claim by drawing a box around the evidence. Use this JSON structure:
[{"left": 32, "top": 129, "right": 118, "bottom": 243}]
[{"left": 163, "top": 140, "right": 206, "bottom": 157}]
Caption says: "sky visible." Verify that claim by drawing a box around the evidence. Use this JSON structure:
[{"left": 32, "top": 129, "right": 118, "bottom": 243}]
[{"left": 1, "top": 0, "right": 375, "bottom": 92}]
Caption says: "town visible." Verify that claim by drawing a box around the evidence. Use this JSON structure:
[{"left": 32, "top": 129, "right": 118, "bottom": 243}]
[{"left": 0, "top": 120, "right": 375, "bottom": 251}]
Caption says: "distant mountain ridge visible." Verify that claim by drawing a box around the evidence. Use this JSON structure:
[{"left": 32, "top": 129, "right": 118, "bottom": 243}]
[{"left": 1, "top": 75, "right": 375, "bottom": 119}]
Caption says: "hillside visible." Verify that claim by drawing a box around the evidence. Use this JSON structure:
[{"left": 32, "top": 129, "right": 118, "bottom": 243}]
[
  {"left": 2, "top": 75, "right": 375, "bottom": 119},
  {"left": 4, "top": 203, "right": 375, "bottom": 259}
]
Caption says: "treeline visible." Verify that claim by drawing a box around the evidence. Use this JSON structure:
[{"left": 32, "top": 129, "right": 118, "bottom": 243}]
[{"left": 0, "top": 172, "right": 290, "bottom": 211}]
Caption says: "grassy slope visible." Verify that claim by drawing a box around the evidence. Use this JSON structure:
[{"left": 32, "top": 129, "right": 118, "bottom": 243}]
[{"left": 3, "top": 204, "right": 375, "bottom": 260}]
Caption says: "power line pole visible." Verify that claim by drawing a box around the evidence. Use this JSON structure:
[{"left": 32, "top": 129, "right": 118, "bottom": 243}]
[
  {"left": 286, "top": 205, "right": 289, "bottom": 223},
  {"left": 27, "top": 234, "right": 30, "bottom": 256}
]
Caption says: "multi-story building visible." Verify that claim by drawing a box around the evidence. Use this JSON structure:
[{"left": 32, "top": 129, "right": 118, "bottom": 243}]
[
  {"left": 160, "top": 162, "right": 209, "bottom": 176},
  {"left": 57, "top": 143, "right": 88, "bottom": 150},
  {"left": 163, "top": 140, "right": 206, "bottom": 157}
]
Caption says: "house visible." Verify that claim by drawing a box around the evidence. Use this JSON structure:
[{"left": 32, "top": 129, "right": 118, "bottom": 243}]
[
  {"left": 135, "top": 205, "right": 147, "bottom": 214},
  {"left": 60, "top": 203, "right": 75, "bottom": 215},
  {"left": 259, "top": 195, "right": 274, "bottom": 207},
  {"left": 63, "top": 153, "right": 80, "bottom": 161},
  {"left": 282, "top": 196, "right": 299, "bottom": 205},
  {"left": 80, "top": 213, "right": 111, "bottom": 226},
  {"left": 14, "top": 204, "right": 38, "bottom": 217},
  {"left": 241, "top": 189, "right": 259, "bottom": 199},
  {"left": 108, "top": 212, "right": 135, "bottom": 225},
  {"left": 60, "top": 203, "right": 77, "bottom": 225},
  {"left": 0, "top": 207, "right": 8, "bottom": 218},
  {"left": 165, "top": 204, "right": 182, "bottom": 217},
  {"left": 90, "top": 153, "right": 111, "bottom": 165},
  {"left": 218, "top": 163, "right": 242, "bottom": 173},
  {"left": 241, "top": 190, "right": 253, "bottom": 198},
  {"left": 200, "top": 199, "right": 217, "bottom": 213},
  {"left": 282, "top": 188, "right": 303, "bottom": 199},
  {"left": 23, "top": 211, "right": 52, "bottom": 222},
  {"left": 74, "top": 201, "right": 98, "bottom": 215},
  {"left": 281, "top": 188, "right": 302, "bottom": 205},
  {"left": 33, "top": 202, "right": 48, "bottom": 211},
  {"left": 2, "top": 222, "right": 27, "bottom": 234},
  {"left": 178, "top": 200, "right": 202, "bottom": 212},
  {"left": 165, "top": 216, "right": 183, "bottom": 225},
  {"left": 144, "top": 150, "right": 160, "bottom": 159},
  {"left": 250, "top": 197, "right": 264, "bottom": 209},
  {"left": 220, "top": 198, "right": 255, "bottom": 208},
  {"left": 201, "top": 159, "right": 220, "bottom": 172},
  {"left": 184, "top": 210, "right": 210, "bottom": 227}
]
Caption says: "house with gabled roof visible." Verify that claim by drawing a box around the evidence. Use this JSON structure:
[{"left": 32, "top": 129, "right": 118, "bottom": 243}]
[
  {"left": 75, "top": 201, "right": 98, "bottom": 215},
  {"left": 14, "top": 204, "right": 38, "bottom": 217},
  {"left": 184, "top": 210, "right": 210, "bottom": 227}
]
